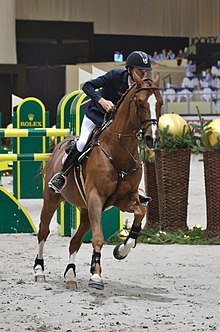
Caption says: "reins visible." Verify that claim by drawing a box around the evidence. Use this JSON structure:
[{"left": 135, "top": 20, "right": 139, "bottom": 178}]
[
  {"left": 105, "top": 84, "right": 159, "bottom": 140},
  {"left": 97, "top": 81, "right": 159, "bottom": 184}
]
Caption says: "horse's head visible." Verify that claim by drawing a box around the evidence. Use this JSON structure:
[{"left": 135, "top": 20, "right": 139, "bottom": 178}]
[{"left": 132, "top": 70, "right": 163, "bottom": 148}]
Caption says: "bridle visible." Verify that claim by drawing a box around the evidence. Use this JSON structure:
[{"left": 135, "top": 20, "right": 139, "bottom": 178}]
[
  {"left": 134, "top": 85, "right": 160, "bottom": 137},
  {"left": 98, "top": 80, "right": 161, "bottom": 186},
  {"left": 105, "top": 82, "right": 160, "bottom": 140}
]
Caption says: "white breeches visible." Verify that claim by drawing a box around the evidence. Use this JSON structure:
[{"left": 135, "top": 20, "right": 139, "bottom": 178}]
[{"left": 76, "top": 115, "right": 96, "bottom": 152}]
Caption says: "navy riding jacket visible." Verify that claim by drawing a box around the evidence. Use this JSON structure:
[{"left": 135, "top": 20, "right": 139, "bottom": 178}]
[{"left": 82, "top": 68, "right": 129, "bottom": 126}]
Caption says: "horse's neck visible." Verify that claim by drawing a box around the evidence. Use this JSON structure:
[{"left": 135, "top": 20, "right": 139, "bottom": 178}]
[
  {"left": 99, "top": 88, "right": 139, "bottom": 166},
  {"left": 110, "top": 88, "right": 135, "bottom": 133}
]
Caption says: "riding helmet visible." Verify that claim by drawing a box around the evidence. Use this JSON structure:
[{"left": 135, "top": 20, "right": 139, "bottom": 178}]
[{"left": 126, "top": 51, "right": 152, "bottom": 70}]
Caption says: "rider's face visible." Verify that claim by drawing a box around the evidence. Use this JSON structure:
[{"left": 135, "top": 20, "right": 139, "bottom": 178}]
[{"left": 132, "top": 67, "right": 148, "bottom": 79}]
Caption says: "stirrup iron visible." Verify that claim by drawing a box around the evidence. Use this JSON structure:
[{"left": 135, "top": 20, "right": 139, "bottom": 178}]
[{"left": 48, "top": 173, "right": 67, "bottom": 194}]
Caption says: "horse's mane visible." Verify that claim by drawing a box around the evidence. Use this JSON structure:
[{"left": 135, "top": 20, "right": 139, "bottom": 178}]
[
  {"left": 101, "top": 83, "right": 135, "bottom": 123},
  {"left": 115, "top": 83, "right": 136, "bottom": 111},
  {"left": 113, "top": 77, "right": 154, "bottom": 113}
]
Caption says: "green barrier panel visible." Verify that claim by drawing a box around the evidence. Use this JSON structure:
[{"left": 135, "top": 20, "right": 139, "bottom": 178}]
[
  {"left": 12, "top": 97, "right": 49, "bottom": 199},
  {"left": 0, "top": 186, "right": 36, "bottom": 233},
  {"left": 82, "top": 208, "right": 123, "bottom": 243},
  {"left": 56, "top": 90, "right": 80, "bottom": 140},
  {"left": 56, "top": 91, "right": 80, "bottom": 236},
  {"left": 70, "top": 91, "right": 90, "bottom": 135},
  {"left": 61, "top": 92, "right": 89, "bottom": 237}
]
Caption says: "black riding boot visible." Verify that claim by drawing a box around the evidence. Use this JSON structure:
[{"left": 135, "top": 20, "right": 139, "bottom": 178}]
[{"left": 48, "top": 145, "right": 81, "bottom": 194}]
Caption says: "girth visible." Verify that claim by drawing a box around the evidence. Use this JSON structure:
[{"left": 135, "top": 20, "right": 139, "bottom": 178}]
[{"left": 99, "top": 144, "right": 139, "bottom": 181}]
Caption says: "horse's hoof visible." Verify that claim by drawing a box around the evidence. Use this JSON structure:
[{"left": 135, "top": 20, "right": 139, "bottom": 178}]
[
  {"left": 113, "top": 243, "right": 127, "bottom": 260},
  {"left": 65, "top": 280, "right": 77, "bottom": 290},
  {"left": 35, "top": 275, "right": 46, "bottom": 282},
  {"left": 88, "top": 274, "right": 104, "bottom": 290}
]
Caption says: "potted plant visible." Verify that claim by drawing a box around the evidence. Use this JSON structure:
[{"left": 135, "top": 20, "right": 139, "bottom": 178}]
[
  {"left": 154, "top": 113, "right": 194, "bottom": 232},
  {"left": 194, "top": 113, "right": 220, "bottom": 239}
]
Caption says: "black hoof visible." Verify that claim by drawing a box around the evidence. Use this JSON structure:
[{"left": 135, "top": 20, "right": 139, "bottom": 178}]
[{"left": 113, "top": 243, "right": 127, "bottom": 260}]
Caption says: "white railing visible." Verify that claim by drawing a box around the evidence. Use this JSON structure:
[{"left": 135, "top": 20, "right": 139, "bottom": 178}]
[{"left": 162, "top": 88, "right": 220, "bottom": 114}]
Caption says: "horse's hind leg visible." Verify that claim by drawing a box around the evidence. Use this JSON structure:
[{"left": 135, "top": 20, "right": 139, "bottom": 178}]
[
  {"left": 34, "top": 191, "right": 62, "bottom": 282},
  {"left": 64, "top": 208, "right": 91, "bottom": 289},
  {"left": 113, "top": 199, "right": 146, "bottom": 260}
]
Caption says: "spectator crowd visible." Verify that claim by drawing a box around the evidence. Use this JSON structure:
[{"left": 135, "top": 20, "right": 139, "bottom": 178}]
[{"left": 150, "top": 49, "right": 220, "bottom": 106}]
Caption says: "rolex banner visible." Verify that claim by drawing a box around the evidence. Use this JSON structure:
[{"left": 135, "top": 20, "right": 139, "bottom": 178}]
[{"left": 13, "top": 98, "right": 49, "bottom": 199}]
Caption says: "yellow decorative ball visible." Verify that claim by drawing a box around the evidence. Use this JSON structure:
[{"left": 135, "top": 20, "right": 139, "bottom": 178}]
[
  {"left": 159, "top": 113, "right": 189, "bottom": 137},
  {"left": 205, "top": 119, "right": 220, "bottom": 147}
]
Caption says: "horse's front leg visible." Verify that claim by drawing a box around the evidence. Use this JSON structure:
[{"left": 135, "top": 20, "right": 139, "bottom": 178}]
[
  {"left": 113, "top": 197, "right": 146, "bottom": 260},
  {"left": 34, "top": 192, "right": 61, "bottom": 282},
  {"left": 64, "top": 208, "right": 91, "bottom": 290},
  {"left": 87, "top": 189, "right": 105, "bottom": 290}
]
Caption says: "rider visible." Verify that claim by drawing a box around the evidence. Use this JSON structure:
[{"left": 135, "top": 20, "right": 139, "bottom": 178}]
[{"left": 48, "top": 51, "right": 152, "bottom": 194}]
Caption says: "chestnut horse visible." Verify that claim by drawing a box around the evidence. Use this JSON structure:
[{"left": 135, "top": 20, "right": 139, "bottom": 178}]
[{"left": 34, "top": 71, "right": 163, "bottom": 290}]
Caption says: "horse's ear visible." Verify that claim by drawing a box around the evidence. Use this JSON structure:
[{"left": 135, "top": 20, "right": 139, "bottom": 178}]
[
  {"left": 154, "top": 72, "right": 160, "bottom": 87},
  {"left": 132, "top": 69, "right": 142, "bottom": 88}
]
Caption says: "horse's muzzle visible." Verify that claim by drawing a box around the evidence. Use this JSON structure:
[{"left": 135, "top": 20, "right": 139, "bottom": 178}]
[{"left": 145, "top": 135, "right": 155, "bottom": 149}]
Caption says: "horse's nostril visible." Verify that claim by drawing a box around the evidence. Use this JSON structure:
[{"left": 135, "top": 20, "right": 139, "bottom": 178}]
[{"left": 145, "top": 136, "right": 154, "bottom": 148}]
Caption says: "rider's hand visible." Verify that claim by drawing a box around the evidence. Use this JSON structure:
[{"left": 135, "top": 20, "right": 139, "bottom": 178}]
[{"left": 98, "top": 98, "right": 114, "bottom": 112}]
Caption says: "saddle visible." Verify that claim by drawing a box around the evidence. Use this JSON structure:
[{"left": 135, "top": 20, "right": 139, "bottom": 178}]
[{"left": 65, "top": 116, "right": 114, "bottom": 165}]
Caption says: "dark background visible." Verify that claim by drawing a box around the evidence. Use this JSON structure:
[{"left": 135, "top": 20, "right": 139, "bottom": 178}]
[{"left": 0, "top": 20, "right": 219, "bottom": 127}]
